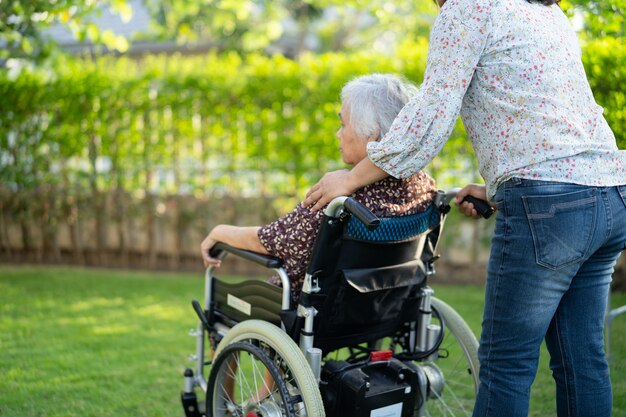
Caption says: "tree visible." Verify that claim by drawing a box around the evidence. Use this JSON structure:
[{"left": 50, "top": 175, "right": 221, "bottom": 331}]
[
  {"left": 139, "top": 0, "right": 438, "bottom": 56},
  {"left": 563, "top": 0, "right": 625, "bottom": 38},
  {"left": 0, "top": 0, "right": 131, "bottom": 62},
  {"left": 141, "top": 0, "right": 285, "bottom": 52}
]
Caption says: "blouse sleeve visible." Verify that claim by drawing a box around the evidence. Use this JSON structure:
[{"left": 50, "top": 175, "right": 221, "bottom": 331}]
[{"left": 367, "top": 0, "right": 492, "bottom": 178}]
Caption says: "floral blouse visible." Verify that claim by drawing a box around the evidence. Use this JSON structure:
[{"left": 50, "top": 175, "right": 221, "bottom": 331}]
[
  {"left": 367, "top": 0, "right": 626, "bottom": 200},
  {"left": 258, "top": 171, "right": 437, "bottom": 303}
]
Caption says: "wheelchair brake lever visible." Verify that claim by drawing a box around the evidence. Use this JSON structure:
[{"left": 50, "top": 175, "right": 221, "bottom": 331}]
[{"left": 192, "top": 300, "right": 211, "bottom": 331}]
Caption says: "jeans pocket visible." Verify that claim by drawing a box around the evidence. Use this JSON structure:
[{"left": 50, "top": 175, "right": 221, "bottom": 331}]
[
  {"left": 522, "top": 188, "right": 597, "bottom": 270},
  {"left": 619, "top": 185, "right": 626, "bottom": 209}
]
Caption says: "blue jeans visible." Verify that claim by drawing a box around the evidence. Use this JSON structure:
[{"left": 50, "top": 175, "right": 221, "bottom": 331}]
[{"left": 473, "top": 178, "right": 626, "bottom": 417}]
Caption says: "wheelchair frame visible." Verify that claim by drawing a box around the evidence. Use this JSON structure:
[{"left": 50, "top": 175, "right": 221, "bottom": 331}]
[{"left": 182, "top": 190, "right": 480, "bottom": 417}]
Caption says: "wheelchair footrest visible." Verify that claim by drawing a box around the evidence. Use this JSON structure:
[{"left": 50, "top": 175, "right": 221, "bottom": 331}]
[
  {"left": 181, "top": 391, "right": 203, "bottom": 417},
  {"left": 182, "top": 368, "right": 204, "bottom": 417}
]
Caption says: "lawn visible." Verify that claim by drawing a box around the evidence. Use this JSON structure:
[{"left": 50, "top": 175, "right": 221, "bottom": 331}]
[{"left": 0, "top": 265, "right": 624, "bottom": 416}]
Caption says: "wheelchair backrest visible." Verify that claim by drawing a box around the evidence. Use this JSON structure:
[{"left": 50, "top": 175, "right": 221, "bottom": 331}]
[{"left": 298, "top": 204, "right": 445, "bottom": 352}]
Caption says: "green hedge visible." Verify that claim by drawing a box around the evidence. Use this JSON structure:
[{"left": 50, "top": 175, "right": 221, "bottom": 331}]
[
  {"left": 0, "top": 42, "right": 479, "bottom": 205},
  {"left": 2, "top": 38, "right": 623, "bottom": 201},
  {"left": 583, "top": 37, "right": 626, "bottom": 150},
  {"left": 1, "top": 38, "right": 622, "bottom": 200},
  {"left": 0, "top": 38, "right": 623, "bottom": 266}
]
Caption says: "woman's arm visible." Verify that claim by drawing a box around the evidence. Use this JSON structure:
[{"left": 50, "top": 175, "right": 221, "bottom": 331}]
[
  {"left": 304, "top": 0, "right": 491, "bottom": 211},
  {"left": 200, "top": 225, "right": 269, "bottom": 267},
  {"left": 302, "top": 160, "right": 388, "bottom": 212}
]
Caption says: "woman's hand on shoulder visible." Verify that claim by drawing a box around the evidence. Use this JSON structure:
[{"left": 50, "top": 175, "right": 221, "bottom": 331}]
[
  {"left": 303, "top": 158, "right": 389, "bottom": 211},
  {"left": 302, "top": 169, "right": 355, "bottom": 212},
  {"left": 454, "top": 184, "right": 490, "bottom": 219}
]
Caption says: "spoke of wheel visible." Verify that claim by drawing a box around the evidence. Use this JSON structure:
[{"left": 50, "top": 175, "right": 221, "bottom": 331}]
[
  {"left": 250, "top": 353, "right": 262, "bottom": 402},
  {"left": 223, "top": 357, "right": 239, "bottom": 408},
  {"left": 263, "top": 341, "right": 298, "bottom": 408},
  {"left": 444, "top": 379, "right": 473, "bottom": 389},
  {"left": 428, "top": 384, "right": 472, "bottom": 417},
  {"left": 239, "top": 352, "right": 256, "bottom": 409},
  {"left": 238, "top": 355, "right": 246, "bottom": 409}
]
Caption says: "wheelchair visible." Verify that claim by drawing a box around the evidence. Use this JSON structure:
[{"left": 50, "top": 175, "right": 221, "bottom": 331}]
[{"left": 181, "top": 189, "right": 483, "bottom": 417}]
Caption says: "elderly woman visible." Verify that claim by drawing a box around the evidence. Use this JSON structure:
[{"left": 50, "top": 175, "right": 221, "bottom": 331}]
[{"left": 201, "top": 73, "right": 437, "bottom": 303}]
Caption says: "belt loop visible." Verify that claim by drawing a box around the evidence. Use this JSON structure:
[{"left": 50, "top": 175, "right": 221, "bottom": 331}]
[{"left": 511, "top": 177, "right": 522, "bottom": 186}]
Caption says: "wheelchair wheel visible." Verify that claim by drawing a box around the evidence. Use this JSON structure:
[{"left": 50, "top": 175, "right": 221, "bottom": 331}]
[
  {"left": 207, "top": 320, "right": 325, "bottom": 417},
  {"left": 422, "top": 297, "right": 480, "bottom": 416}
]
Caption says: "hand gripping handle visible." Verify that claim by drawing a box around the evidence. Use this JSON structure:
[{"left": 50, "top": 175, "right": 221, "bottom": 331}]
[{"left": 462, "top": 195, "right": 495, "bottom": 219}]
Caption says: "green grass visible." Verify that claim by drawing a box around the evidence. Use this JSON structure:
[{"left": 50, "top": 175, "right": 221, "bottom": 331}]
[
  {"left": 432, "top": 284, "right": 626, "bottom": 417},
  {"left": 0, "top": 265, "right": 624, "bottom": 417}
]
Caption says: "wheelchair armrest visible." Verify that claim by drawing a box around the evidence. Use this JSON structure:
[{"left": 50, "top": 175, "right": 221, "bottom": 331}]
[{"left": 209, "top": 242, "right": 284, "bottom": 269}]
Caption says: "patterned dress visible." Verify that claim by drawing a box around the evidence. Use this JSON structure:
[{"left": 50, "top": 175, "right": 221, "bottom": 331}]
[
  {"left": 258, "top": 171, "right": 437, "bottom": 303},
  {"left": 367, "top": 0, "right": 626, "bottom": 200}
]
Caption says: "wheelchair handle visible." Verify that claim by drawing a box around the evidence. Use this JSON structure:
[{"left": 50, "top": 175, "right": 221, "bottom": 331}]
[
  {"left": 345, "top": 198, "right": 380, "bottom": 230},
  {"left": 325, "top": 196, "right": 380, "bottom": 231},
  {"left": 461, "top": 195, "right": 495, "bottom": 219},
  {"left": 436, "top": 189, "right": 494, "bottom": 219},
  {"left": 209, "top": 242, "right": 283, "bottom": 268}
]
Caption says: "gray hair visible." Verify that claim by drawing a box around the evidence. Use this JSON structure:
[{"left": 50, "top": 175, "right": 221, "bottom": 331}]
[{"left": 341, "top": 73, "right": 418, "bottom": 141}]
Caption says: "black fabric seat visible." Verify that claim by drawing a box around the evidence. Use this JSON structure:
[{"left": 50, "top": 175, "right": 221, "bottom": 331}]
[{"left": 298, "top": 207, "right": 440, "bottom": 352}]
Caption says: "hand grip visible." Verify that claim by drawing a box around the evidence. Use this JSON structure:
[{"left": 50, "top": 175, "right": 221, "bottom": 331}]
[
  {"left": 344, "top": 197, "right": 380, "bottom": 231},
  {"left": 462, "top": 195, "right": 495, "bottom": 219},
  {"left": 208, "top": 242, "right": 283, "bottom": 268}
]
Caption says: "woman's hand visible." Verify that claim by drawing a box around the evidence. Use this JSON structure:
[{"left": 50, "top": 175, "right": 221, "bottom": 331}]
[
  {"left": 303, "top": 158, "right": 389, "bottom": 212},
  {"left": 302, "top": 169, "right": 355, "bottom": 212},
  {"left": 200, "top": 225, "right": 267, "bottom": 268},
  {"left": 454, "top": 184, "right": 491, "bottom": 219},
  {"left": 200, "top": 229, "right": 222, "bottom": 268}
]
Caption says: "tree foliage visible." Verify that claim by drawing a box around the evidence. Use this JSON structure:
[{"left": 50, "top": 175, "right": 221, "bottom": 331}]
[
  {"left": 139, "top": 0, "right": 438, "bottom": 55},
  {"left": 141, "top": 0, "right": 285, "bottom": 51},
  {"left": 562, "top": 0, "right": 625, "bottom": 38},
  {"left": 2, "top": 0, "right": 621, "bottom": 62},
  {"left": 0, "top": 0, "right": 131, "bottom": 62}
]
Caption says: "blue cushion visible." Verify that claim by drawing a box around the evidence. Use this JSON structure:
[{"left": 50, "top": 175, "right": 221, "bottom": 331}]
[{"left": 344, "top": 205, "right": 440, "bottom": 243}]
